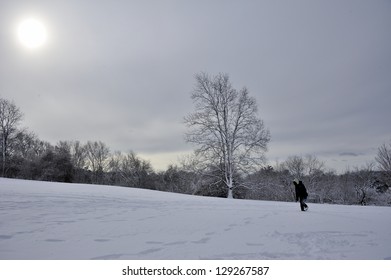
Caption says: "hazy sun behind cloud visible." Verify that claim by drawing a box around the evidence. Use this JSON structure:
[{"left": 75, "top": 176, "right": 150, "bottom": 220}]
[{"left": 17, "top": 17, "right": 48, "bottom": 49}]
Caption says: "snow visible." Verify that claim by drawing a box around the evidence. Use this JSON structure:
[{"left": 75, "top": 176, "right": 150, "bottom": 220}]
[{"left": 1, "top": 178, "right": 391, "bottom": 260}]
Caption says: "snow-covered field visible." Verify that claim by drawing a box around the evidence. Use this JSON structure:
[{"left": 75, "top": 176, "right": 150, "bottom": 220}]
[{"left": 1, "top": 178, "right": 390, "bottom": 260}]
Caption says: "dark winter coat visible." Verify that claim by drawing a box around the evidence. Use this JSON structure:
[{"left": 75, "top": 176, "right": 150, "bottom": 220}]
[{"left": 294, "top": 181, "right": 308, "bottom": 202}]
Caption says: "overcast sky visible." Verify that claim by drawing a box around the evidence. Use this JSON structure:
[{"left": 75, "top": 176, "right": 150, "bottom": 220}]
[{"left": 1, "top": 0, "right": 390, "bottom": 172}]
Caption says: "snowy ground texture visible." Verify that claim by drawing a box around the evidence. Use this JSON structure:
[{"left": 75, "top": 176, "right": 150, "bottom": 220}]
[{"left": 1, "top": 178, "right": 391, "bottom": 260}]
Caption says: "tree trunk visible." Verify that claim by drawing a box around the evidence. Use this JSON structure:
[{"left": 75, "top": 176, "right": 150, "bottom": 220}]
[
  {"left": 227, "top": 187, "right": 233, "bottom": 199},
  {"left": 227, "top": 177, "right": 233, "bottom": 199}
]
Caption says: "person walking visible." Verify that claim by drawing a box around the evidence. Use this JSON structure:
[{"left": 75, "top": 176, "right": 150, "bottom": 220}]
[{"left": 293, "top": 179, "right": 308, "bottom": 211}]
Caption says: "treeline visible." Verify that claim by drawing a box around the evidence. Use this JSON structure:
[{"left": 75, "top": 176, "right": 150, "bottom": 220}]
[
  {"left": 1, "top": 97, "right": 390, "bottom": 206},
  {"left": 2, "top": 132, "right": 198, "bottom": 195},
  {"left": 4, "top": 135, "right": 155, "bottom": 187},
  {"left": 242, "top": 156, "right": 391, "bottom": 206},
  {"left": 5, "top": 133, "right": 391, "bottom": 206}
]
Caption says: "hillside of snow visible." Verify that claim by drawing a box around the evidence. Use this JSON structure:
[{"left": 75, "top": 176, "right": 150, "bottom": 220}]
[{"left": 0, "top": 178, "right": 390, "bottom": 260}]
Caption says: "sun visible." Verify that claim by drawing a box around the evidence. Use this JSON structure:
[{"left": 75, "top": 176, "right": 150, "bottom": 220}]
[{"left": 17, "top": 18, "right": 48, "bottom": 49}]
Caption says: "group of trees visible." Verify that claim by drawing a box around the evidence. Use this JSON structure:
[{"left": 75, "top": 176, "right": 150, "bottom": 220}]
[
  {"left": 181, "top": 73, "right": 390, "bottom": 205},
  {"left": 1, "top": 135, "right": 154, "bottom": 188},
  {"left": 244, "top": 157, "right": 391, "bottom": 206},
  {"left": 0, "top": 97, "right": 153, "bottom": 186},
  {"left": 1, "top": 72, "right": 390, "bottom": 206}
]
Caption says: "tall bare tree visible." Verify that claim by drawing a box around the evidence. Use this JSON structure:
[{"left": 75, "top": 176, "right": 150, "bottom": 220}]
[
  {"left": 184, "top": 73, "right": 270, "bottom": 198},
  {"left": 0, "top": 98, "right": 23, "bottom": 176}
]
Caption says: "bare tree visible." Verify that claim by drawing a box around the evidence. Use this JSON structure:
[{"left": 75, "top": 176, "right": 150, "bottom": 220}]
[
  {"left": 282, "top": 155, "right": 306, "bottom": 179},
  {"left": 85, "top": 141, "right": 110, "bottom": 183},
  {"left": 57, "top": 140, "right": 88, "bottom": 177},
  {"left": 70, "top": 140, "right": 87, "bottom": 171},
  {"left": 353, "top": 163, "right": 376, "bottom": 205},
  {"left": 184, "top": 73, "right": 270, "bottom": 198},
  {"left": 304, "top": 154, "right": 325, "bottom": 199},
  {"left": 376, "top": 141, "right": 391, "bottom": 173},
  {"left": 0, "top": 98, "right": 23, "bottom": 176},
  {"left": 108, "top": 151, "right": 153, "bottom": 188},
  {"left": 305, "top": 154, "right": 325, "bottom": 178}
]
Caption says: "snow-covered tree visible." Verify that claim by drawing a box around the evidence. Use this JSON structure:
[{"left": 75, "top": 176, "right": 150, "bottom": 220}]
[{"left": 184, "top": 73, "right": 270, "bottom": 198}]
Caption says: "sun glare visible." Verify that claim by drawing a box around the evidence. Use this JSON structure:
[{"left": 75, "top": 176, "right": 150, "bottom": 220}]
[{"left": 17, "top": 18, "right": 47, "bottom": 49}]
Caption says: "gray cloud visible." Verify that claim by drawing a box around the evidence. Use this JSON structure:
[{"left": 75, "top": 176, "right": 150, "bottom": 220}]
[
  {"left": 1, "top": 0, "right": 390, "bottom": 171},
  {"left": 339, "top": 152, "right": 360, "bottom": 157}
]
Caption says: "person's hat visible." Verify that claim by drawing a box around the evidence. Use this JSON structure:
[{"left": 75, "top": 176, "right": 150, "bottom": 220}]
[{"left": 293, "top": 178, "right": 299, "bottom": 184}]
